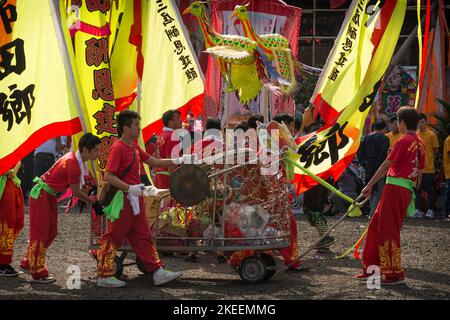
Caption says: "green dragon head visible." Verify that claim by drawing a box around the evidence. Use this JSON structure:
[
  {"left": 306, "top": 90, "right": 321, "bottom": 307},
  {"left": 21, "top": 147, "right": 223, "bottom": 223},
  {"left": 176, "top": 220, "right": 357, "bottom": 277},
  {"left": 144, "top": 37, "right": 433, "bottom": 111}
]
[
  {"left": 182, "top": 1, "right": 207, "bottom": 17},
  {"left": 231, "top": 2, "right": 251, "bottom": 22}
]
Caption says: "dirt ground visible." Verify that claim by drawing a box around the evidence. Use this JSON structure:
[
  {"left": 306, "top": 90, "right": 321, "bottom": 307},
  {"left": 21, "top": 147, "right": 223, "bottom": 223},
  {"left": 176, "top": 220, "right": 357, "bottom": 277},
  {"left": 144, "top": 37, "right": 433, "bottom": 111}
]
[{"left": 1, "top": 207, "right": 449, "bottom": 300}]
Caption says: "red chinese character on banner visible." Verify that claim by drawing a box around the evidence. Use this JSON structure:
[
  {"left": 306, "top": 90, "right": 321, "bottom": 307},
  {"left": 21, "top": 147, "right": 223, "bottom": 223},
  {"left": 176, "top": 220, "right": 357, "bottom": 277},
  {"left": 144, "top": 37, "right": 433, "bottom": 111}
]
[
  {"left": 93, "top": 103, "right": 117, "bottom": 135},
  {"left": 92, "top": 68, "right": 114, "bottom": 101},
  {"left": 85, "top": 0, "right": 111, "bottom": 14},
  {"left": 85, "top": 38, "right": 109, "bottom": 67},
  {"left": 98, "top": 135, "right": 118, "bottom": 169}
]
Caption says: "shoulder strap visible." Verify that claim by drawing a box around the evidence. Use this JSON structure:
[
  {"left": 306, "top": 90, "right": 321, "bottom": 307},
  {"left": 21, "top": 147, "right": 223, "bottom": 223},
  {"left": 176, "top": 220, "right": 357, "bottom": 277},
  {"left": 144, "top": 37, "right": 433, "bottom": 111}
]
[{"left": 119, "top": 147, "right": 136, "bottom": 180}]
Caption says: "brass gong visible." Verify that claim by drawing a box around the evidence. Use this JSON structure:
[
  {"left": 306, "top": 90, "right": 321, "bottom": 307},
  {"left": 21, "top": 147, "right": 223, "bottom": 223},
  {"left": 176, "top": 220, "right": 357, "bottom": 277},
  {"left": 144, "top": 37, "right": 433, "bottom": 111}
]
[{"left": 169, "top": 164, "right": 211, "bottom": 206}]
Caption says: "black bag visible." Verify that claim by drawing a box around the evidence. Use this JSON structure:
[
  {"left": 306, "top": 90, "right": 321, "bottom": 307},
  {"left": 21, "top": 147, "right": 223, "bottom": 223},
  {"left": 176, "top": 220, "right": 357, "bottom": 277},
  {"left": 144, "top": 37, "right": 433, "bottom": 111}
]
[{"left": 101, "top": 149, "right": 136, "bottom": 207}]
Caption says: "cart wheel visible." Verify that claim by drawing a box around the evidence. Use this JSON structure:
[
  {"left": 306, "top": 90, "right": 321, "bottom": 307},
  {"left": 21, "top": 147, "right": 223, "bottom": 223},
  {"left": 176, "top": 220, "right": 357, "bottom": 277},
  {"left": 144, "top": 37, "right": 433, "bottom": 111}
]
[
  {"left": 113, "top": 256, "right": 124, "bottom": 278},
  {"left": 238, "top": 256, "right": 267, "bottom": 284},
  {"left": 135, "top": 256, "right": 148, "bottom": 274},
  {"left": 260, "top": 253, "right": 276, "bottom": 282}
]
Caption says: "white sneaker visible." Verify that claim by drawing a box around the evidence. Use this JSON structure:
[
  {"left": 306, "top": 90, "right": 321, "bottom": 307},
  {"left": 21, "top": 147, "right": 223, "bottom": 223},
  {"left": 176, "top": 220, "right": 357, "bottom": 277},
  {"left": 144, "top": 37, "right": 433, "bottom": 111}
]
[
  {"left": 97, "top": 276, "right": 126, "bottom": 288},
  {"left": 414, "top": 209, "right": 425, "bottom": 218},
  {"left": 425, "top": 209, "right": 435, "bottom": 219},
  {"left": 153, "top": 267, "right": 182, "bottom": 286}
]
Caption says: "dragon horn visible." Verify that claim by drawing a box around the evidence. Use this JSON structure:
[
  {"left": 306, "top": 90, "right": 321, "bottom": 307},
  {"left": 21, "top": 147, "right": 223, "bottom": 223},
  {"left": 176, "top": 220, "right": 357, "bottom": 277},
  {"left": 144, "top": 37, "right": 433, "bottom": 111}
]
[{"left": 245, "top": 0, "right": 252, "bottom": 7}]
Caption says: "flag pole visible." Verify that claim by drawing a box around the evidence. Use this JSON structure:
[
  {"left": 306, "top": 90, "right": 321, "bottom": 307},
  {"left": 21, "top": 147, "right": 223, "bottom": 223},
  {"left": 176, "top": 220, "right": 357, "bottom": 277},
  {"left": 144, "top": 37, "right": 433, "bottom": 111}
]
[
  {"left": 48, "top": 0, "right": 88, "bottom": 133},
  {"left": 49, "top": 0, "right": 99, "bottom": 183}
]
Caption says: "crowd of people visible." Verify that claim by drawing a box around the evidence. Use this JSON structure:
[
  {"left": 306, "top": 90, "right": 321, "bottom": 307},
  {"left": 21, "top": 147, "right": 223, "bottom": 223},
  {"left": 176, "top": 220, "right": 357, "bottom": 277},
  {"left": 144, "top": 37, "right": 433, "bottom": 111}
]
[{"left": 1, "top": 106, "right": 449, "bottom": 288}]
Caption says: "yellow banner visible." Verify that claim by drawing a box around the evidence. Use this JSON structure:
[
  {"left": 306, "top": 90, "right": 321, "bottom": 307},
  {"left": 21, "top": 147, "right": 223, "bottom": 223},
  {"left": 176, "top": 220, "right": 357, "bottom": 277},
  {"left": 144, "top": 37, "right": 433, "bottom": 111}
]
[
  {"left": 310, "top": 0, "right": 407, "bottom": 125},
  {"left": 0, "top": 0, "right": 82, "bottom": 175},
  {"left": 109, "top": 0, "right": 139, "bottom": 110},
  {"left": 141, "top": 0, "right": 204, "bottom": 143},
  {"left": 293, "top": 0, "right": 406, "bottom": 194},
  {"left": 66, "top": 1, "right": 117, "bottom": 171}
]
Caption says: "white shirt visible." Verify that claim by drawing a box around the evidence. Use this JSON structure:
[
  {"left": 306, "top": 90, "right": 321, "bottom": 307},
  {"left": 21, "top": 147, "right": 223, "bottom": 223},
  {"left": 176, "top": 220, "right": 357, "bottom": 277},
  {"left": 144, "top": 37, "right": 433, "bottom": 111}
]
[{"left": 35, "top": 139, "right": 59, "bottom": 156}]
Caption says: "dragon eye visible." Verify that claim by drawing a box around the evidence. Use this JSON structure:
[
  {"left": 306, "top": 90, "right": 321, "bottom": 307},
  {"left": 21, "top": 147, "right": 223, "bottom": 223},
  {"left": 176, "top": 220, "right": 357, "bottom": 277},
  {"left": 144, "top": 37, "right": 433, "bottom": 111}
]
[{"left": 193, "top": 4, "right": 199, "bottom": 8}]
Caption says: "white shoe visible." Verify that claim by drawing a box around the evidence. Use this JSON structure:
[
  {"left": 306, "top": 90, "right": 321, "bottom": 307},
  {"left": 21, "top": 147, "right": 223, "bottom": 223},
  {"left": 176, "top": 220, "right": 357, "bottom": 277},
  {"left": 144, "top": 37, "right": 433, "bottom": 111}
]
[
  {"left": 425, "top": 210, "right": 435, "bottom": 219},
  {"left": 97, "top": 276, "right": 126, "bottom": 288},
  {"left": 414, "top": 209, "right": 424, "bottom": 218},
  {"left": 153, "top": 267, "right": 182, "bottom": 286}
]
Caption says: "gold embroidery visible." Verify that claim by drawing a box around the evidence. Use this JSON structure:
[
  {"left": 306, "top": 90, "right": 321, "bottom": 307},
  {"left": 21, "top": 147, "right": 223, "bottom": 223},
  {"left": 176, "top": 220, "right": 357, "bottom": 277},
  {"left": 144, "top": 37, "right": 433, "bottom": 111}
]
[
  {"left": 28, "top": 241, "right": 47, "bottom": 273},
  {"left": 0, "top": 222, "right": 15, "bottom": 255},
  {"left": 97, "top": 241, "right": 117, "bottom": 276},
  {"left": 391, "top": 241, "right": 403, "bottom": 274},
  {"left": 290, "top": 239, "right": 300, "bottom": 262},
  {"left": 378, "top": 240, "right": 403, "bottom": 275},
  {"left": 378, "top": 240, "right": 390, "bottom": 273}
]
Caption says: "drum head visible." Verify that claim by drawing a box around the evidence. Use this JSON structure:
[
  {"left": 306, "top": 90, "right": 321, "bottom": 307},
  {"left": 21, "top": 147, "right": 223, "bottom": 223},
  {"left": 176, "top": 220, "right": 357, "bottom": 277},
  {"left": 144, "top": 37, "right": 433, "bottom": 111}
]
[{"left": 169, "top": 164, "right": 211, "bottom": 206}]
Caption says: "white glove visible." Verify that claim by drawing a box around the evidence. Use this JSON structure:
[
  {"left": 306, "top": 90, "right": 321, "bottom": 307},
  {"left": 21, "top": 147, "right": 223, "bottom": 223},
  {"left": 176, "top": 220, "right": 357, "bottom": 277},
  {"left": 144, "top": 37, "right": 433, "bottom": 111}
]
[
  {"left": 173, "top": 154, "right": 197, "bottom": 165},
  {"left": 144, "top": 186, "right": 169, "bottom": 197},
  {"left": 128, "top": 184, "right": 144, "bottom": 197}
]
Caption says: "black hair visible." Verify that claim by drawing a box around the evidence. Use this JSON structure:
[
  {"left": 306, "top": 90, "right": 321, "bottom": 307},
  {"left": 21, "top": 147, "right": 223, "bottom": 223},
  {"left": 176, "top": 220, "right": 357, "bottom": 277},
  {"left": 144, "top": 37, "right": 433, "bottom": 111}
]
[
  {"left": 397, "top": 107, "right": 419, "bottom": 131},
  {"left": 446, "top": 123, "right": 450, "bottom": 135},
  {"left": 247, "top": 114, "right": 264, "bottom": 130},
  {"left": 273, "top": 113, "right": 294, "bottom": 125},
  {"left": 418, "top": 112, "right": 427, "bottom": 121},
  {"left": 374, "top": 119, "right": 387, "bottom": 131},
  {"left": 205, "top": 117, "right": 221, "bottom": 130},
  {"left": 117, "top": 110, "right": 141, "bottom": 138},
  {"left": 78, "top": 133, "right": 101, "bottom": 152},
  {"left": 389, "top": 115, "right": 397, "bottom": 124},
  {"left": 234, "top": 121, "right": 249, "bottom": 132},
  {"left": 162, "top": 109, "right": 181, "bottom": 127}
]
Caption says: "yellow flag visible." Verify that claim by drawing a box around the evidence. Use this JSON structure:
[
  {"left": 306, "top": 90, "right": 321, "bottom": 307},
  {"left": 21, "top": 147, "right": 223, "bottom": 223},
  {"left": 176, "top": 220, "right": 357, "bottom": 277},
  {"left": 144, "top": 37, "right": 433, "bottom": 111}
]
[
  {"left": 293, "top": 0, "right": 406, "bottom": 194},
  {"left": 310, "top": 0, "right": 406, "bottom": 126},
  {"left": 0, "top": 0, "right": 82, "bottom": 175},
  {"left": 141, "top": 0, "right": 204, "bottom": 143},
  {"left": 65, "top": 1, "right": 117, "bottom": 171},
  {"left": 109, "top": 0, "right": 140, "bottom": 111}
]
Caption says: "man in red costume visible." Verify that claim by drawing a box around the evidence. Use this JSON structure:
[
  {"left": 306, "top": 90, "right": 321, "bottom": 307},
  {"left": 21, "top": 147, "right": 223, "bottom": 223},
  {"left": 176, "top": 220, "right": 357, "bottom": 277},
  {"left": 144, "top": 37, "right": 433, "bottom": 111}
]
[
  {"left": 20, "top": 133, "right": 103, "bottom": 283},
  {"left": 357, "top": 107, "right": 425, "bottom": 285},
  {"left": 153, "top": 109, "right": 183, "bottom": 189},
  {"left": 94, "top": 110, "right": 191, "bottom": 288},
  {"left": 0, "top": 162, "right": 24, "bottom": 277}
]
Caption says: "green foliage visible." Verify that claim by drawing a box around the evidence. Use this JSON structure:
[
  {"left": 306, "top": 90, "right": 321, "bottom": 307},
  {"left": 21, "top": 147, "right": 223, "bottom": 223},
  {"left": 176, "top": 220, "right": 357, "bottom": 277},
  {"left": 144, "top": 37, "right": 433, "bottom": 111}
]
[
  {"left": 293, "top": 65, "right": 319, "bottom": 115},
  {"left": 432, "top": 99, "right": 450, "bottom": 142}
]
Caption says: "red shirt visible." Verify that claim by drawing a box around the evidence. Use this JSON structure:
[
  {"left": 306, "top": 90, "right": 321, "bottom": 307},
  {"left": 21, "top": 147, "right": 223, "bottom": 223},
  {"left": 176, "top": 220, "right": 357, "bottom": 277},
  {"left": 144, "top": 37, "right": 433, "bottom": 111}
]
[
  {"left": 106, "top": 140, "right": 150, "bottom": 185},
  {"left": 145, "top": 141, "right": 156, "bottom": 156},
  {"left": 154, "top": 130, "right": 181, "bottom": 174},
  {"left": 387, "top": 132, "right": 425, "bottom": 182},
  {"left": 42, "top": 152, "right": 81, "bottom": 193},
  {"left": 191, "top": 136, "right": 224, "bottom": 160}
]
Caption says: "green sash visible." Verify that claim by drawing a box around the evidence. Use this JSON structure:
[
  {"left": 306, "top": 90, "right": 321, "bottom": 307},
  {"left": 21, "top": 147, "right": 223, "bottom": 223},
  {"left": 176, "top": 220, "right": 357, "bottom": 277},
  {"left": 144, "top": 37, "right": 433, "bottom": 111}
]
[
  {"left": 104, "top": 191, "right": 124, "bottom": 222},
  {"left": 0, "top": 176, "right": 6, "bottom": 200},
  {"left": 0, "top": 175, "right": 22, "bottom": 200},
  {"left": 385, "top": 176, "right": 415, "bottom": 217},
  {"left": 30, "top": 177, "right": 57, "bottom": 199}
]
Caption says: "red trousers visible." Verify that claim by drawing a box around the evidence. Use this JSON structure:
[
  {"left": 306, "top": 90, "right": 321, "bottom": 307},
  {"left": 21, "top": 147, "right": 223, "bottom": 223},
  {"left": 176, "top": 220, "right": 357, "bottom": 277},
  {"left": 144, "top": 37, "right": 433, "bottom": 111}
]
[
  {"left": 0, "top": 179, "right": 25, "bottom": 265},
  {"left": 20, "top": 191, "right": 58, "bottom": 279},
  {"left": 362, "top": 184, "right": 409, "bottom": 280},
  {"left": 279, "top": 212, "right": 301, "bottom": 267},
  {"left": 97, "top": 196, "right": 163, "bottom": 277}
]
